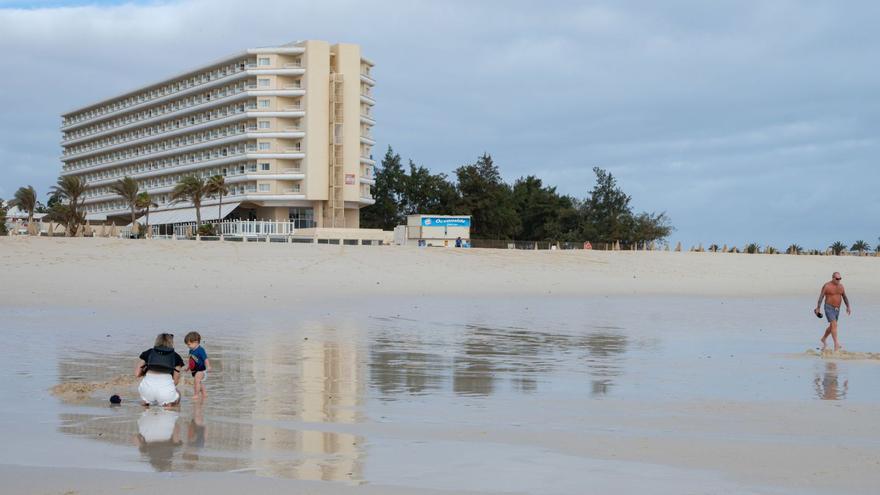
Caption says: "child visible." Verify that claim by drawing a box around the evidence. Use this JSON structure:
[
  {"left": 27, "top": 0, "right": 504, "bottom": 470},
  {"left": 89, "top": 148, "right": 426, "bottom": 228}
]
[{"left": 184, "top": 331, "right": 211, "bottom": 400}]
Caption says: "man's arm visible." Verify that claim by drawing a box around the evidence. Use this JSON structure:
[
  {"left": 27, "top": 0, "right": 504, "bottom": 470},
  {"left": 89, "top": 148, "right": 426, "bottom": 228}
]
[
  {"left": 135, "top": 359, "right": 145, "bottom": 378},
  {"left": 842, "top": 287, "right": 851, "bottom": 315},
  {"left": 815, "top": 284, "right": 827, "bottom": 312},
  {"left": 172, "top": 367, "right": 182, "bottom": 386}
]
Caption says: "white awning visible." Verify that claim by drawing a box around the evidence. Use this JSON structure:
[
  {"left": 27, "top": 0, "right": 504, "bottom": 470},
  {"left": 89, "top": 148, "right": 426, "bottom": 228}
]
[{"left": 129, "top": 202, "right": 241, "bottom": 226}]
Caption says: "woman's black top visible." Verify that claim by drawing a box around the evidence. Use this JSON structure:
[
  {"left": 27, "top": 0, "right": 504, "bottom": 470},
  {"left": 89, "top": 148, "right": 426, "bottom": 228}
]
[{"left": 139, "top": 346, "right": 184, "bottom": 375}]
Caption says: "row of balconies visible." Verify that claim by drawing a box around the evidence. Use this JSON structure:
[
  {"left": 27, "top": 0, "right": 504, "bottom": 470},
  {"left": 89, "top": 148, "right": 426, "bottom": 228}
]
[
  {"left": 62, "top": 64, "right": 303, "bottom": 139},
  {"left": 65, "top": 136, "right": 305, "bottom": 179},
  {"left": 63, "top": 122, "right": 304, "bottom": 172},
  {"left": 80, "top": 153, "right": 304, "bottom": 189},
  {"left": 65, "top": 122, "right": 250, "bottom": 163},
  {"left": 63, "top": 106, "right": 303, "bottom": 159},
  {"left": 64, "top": 101, "right": 250, "bottom": 155},
  {"left": 62, "top": 77, "right": 303, "bottom": 143},
  {"left": 64, "top": 58, "right": 256, "bottom": 127},
  {"left": 63, "top": 80, "right": 252, "bottom": 142}
]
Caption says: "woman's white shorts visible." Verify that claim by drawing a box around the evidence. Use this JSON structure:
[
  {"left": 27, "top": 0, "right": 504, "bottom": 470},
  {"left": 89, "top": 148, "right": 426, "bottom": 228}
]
[{"left": 138, "top": 372, "right": 180, "bottom": 406}]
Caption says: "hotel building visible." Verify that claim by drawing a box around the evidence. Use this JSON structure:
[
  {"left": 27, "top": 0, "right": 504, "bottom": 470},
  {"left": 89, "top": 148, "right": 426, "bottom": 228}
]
[{"left": 60, "top": 40, "right": 376, "bottom": 229}]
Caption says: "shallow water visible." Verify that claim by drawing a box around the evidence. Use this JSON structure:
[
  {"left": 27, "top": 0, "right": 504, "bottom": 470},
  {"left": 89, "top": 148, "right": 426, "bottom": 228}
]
[{"left": 2, "top": 296, "right": 879, "bottom": 493}]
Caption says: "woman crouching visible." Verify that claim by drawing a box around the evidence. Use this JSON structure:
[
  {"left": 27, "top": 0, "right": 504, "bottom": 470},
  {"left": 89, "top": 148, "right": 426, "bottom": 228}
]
[{"left": 136, "top": 333, "right": 184, "bottom": 407}]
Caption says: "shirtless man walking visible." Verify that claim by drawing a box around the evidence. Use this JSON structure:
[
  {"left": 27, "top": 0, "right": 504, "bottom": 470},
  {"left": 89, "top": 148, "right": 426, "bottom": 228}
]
[{"left": 814, "top": 272, "right": 851, "bottom": 351}]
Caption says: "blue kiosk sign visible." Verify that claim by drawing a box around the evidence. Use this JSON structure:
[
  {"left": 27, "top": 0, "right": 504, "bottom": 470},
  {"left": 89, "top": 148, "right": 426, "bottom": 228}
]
[{"left": 421, "top": 216, "right": 471, "bottom": 227}]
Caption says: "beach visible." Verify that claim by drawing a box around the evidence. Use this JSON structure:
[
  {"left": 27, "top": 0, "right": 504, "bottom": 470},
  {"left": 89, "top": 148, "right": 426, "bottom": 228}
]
[{"left": 1, "top": 237, "right": 878, "bottom": 494}]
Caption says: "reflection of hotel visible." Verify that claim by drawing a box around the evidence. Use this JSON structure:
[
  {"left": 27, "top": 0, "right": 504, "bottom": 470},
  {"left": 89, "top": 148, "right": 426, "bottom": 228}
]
[
  {"left": 57, "top": 331, "right": 366, "bottom": 482},
  {"left": 252, "top": 326, "right": 364, "bottom": 481},
  {"left": 60, "top": 40, "right": 376, "bottom": 229}
]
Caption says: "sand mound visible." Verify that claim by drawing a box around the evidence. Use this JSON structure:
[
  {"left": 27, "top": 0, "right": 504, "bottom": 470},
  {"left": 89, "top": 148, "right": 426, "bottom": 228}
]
[
  {"left": 804, "top": 349, "right": 880, "bottom": 360},
  {"left": 51, "top": 374, "right": 195, "bottom": 400},
  {"left": 50, "top": 374, "right": 140, "bottom": 398}
]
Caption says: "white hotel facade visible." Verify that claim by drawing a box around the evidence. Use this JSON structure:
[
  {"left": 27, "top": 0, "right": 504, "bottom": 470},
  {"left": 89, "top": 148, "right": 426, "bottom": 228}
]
[{"left": 60, "top": 40, "right": 376, "bottom": 229}]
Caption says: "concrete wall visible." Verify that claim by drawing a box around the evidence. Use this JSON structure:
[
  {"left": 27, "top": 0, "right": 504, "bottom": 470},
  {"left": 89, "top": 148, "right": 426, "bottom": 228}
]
[{"left": 302, "top": 40, "right": 330, "bottom": 203}]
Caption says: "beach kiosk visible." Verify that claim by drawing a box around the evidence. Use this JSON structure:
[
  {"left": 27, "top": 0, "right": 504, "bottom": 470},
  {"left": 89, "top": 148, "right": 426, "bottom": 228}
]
[{"left": 399, "top": 214, "right": 471, "bottom": 247}]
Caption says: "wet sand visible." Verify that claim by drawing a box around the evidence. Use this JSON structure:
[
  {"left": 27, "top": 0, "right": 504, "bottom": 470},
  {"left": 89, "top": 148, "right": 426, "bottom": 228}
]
[{"left": 1, "top": 238, "right": 879, "bottom": 494}]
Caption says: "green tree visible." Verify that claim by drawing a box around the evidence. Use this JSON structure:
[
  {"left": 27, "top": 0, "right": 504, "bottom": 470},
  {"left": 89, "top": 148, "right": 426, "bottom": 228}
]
[
  {"left": 109, "top": 177, "right": 140, "bottom": 231},
  {"left": 170, "top": 176, "right": 209, "bottom": 235},
  {"left": 629, "top": 211, "right": 673, "bottom": 245},
  {"left": 581, "top": 167, "right": 632, "bottom": 243},
  {"left": 361, "top": 146, "right": 408, "bottom": 230},
  {"left": 49, "top": 176, "right": 87, "bottom": 236},
  {"left": 0, "top": 198, "right": 7, "bottom": 235},
  {"left": 455, "top": 153, "right": 519, "bottom": 239},
  {"left": 206, "top": 175, "right": 229, "bottom": 225},
  {"left": 9, "top": 185, "right": 37, "bottom": 231},
  {"left": 829, "top": 241, "right": 847, "bottom": 255},
  {"left": 403, "top": 160, "right": 460, "bottom": 216},
  {"left": 135, "top": 192, "right": 158, "bottom": 237},
  {"left": 511, "top": 176, "right": 579, "bottom": 241},
  {"left": 786, "top": 244, "right": 803, "bottom": 255},
  {"left": 850, "top": 240, "right": 871, "bottom": 253},
  {"left": 745, "top": 243, "right": 761, "bottom": 254}
]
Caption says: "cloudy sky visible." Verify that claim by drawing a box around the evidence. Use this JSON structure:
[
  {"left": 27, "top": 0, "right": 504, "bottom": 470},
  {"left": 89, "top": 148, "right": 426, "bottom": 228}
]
[{"left": 1, "top": 0, "right": 877, "bottom": 248}]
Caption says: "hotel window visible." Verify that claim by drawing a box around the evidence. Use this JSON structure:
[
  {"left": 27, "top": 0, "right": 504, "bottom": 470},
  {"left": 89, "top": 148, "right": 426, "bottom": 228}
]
[
  {"left": 258, "top": 57, "right": 270, "bottom": 66},
  {"left": 259, "top": 184, "right": 270, "bottom": 192},
  {"left": 258, "top": 142, "right": 271, "bottom": 151},
  {"left": 258, "top": 120, "right": 271, "bottom": 129},
  {"left": 260, "top": 162, "right": 270, "bottom": 171},
  {"left": 258, "top": 78, "right": 270, "bottom": 88},
  {"left": 247, "top": 184, "right": 257, "bottom": 192},
  {"left": 247, "top": 163, "right": 257, "bottom": 172},
  {"left": 258, "top": 99, "right": 270, "bottom": 108}
]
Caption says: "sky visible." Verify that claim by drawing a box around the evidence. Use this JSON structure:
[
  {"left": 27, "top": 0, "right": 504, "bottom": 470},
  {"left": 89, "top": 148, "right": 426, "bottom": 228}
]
[{"left": 0, "top": 0, "right": 878, "bottom": 248}]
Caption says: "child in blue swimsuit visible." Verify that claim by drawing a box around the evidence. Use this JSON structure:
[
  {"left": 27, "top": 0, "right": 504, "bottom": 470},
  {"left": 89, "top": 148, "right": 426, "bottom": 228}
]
[{"left": 184, "top": 331, "right": 211, "bottom": 400}]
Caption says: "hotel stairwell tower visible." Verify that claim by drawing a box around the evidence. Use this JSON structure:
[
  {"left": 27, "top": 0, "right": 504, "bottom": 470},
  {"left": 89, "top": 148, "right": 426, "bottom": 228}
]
[{"left": 59, "top": 40, "right": 377, "bottom": 229}]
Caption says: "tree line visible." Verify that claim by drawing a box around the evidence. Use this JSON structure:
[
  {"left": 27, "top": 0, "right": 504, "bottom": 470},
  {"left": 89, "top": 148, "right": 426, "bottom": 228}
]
[
  {"left": 1, "top": 173, "right": 231, "bottom": 237},
  {"left": 361, "top": 146, "right": 674, "bottom": 244}
]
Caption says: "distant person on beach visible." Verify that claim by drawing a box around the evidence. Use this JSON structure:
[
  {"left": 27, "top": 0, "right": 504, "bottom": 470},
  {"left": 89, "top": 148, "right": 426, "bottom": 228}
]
[
  {"left": 814, "top": 272, "right": 851, "bottom": 351},
  {"left": 136, "top": 333, "right": 184, "bottom": 407},
  {"left": 184, "top": 331, "right": 211, "bottom": 400}
]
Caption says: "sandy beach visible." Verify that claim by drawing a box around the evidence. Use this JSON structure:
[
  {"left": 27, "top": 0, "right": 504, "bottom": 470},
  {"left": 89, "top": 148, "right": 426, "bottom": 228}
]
[{"left": 1, "top": 237, "right": 878, "bottom": 494}]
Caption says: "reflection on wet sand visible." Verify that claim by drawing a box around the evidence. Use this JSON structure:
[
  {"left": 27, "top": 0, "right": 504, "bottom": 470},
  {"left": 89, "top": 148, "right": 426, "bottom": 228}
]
[
  {"left": 369, "top": 323, "right": 631, "bottom": 398},
  {"left": 56, "top": 319, "right": 636, "bottom": 482},
  {"left": 814, "top": 362, "right": 848, "bottom": 400},
  {"left": 57, "top": 326, "right": 365, "bottom": 482}
]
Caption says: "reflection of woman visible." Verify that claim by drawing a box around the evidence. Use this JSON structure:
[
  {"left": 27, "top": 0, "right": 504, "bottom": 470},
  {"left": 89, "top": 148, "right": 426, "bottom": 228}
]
[
  {"left": 136, "top": 333, "right": 184, "bottom": 407},
  {"left": 134, "top": 409, "right": 182, "bottom": 471}
]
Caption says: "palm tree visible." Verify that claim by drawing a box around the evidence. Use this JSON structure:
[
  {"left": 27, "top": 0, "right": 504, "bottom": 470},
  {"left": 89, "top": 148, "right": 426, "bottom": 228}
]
[
  {"left": 109, "top": 177, "right": 140, "bottom": 232},
  {"left": 9, "top": 186, "right": 37, "bottom": 231},
  {"left": 170, "top": 176, "right": 209, "bottom": 237},
  {"left": 786, "top": 244, "right": 803, "bottom": 255},
  {"left": 829, "top": 241, "right": 847, "bottom": 256},
  {"left": 745, "top": 243, "right": 760, "bottom": 254},
  {"left": 135, "top": 192, "right": 158, "bottom": 238},
  {"left": 0, "top": 198, "right": 7, "bottom": 236},
  {"left": 206, "top": 175, "right": 229, "bottom": 226},
  {"left": 49, "top": 176, "right": 87, "bottom": 236},
  {"left": 850, "top": 240, "right": 871, "bottom": 253}
]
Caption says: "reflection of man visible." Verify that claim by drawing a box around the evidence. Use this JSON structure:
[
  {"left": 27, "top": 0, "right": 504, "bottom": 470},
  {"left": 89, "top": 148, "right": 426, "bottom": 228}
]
[
  {"left": 814, "top": 362, "right": 848, "bottom": 400},
  {"left": 134, "top": 409, "right": 182, "bottom": 471},
  {"left": 814, "top": 272, "right": 851, "bottom": 351}
]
